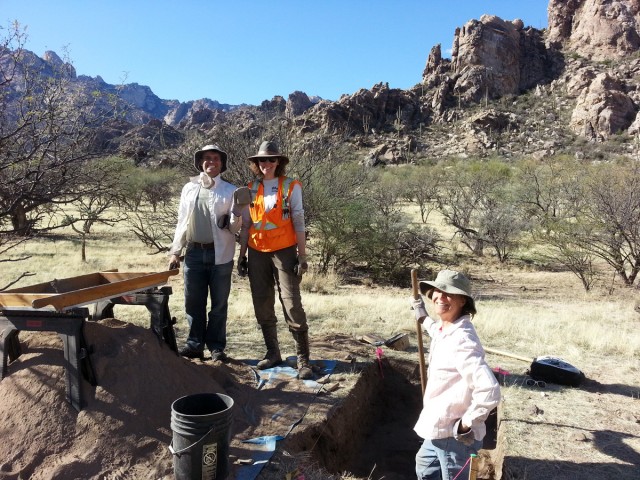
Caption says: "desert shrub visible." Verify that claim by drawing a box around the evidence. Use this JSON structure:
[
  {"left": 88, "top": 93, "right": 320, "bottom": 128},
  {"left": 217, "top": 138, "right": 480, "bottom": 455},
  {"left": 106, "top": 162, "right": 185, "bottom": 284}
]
[
  {"left": 312, "top": 170, "right": 441, "bottom": 286},
  {"left": 433, "top": 159, "right": 528, "bottom": 261}
]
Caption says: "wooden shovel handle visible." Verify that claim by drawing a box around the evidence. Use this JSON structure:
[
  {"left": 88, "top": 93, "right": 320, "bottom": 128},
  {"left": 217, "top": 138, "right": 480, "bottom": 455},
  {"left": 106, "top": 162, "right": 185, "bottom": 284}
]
[
  {"left": 469, "top": 454, "right": 478, "bottom": 480},
  {"left": 484, "top": 346, "right": 532, "bottom": 363},
  {"left": 411, "top": 269, "right": 427, "bottom": 395}
]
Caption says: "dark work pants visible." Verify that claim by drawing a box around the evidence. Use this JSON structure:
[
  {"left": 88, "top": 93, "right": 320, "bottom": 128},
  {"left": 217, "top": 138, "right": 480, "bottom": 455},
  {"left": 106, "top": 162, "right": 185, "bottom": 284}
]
[{"left": 247, "top": 245, "right": 308, "bottom": 333}]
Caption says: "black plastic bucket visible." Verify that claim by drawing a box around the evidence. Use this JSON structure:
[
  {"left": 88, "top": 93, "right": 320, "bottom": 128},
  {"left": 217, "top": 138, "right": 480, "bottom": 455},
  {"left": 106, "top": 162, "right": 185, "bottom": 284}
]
[{"left": 170, "top": 393, "right": 234, "bottom": 480}]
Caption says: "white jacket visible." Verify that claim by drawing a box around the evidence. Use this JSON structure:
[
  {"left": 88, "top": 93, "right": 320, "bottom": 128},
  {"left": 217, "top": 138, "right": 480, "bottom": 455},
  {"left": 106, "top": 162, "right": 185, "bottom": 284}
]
[
  {"left": 169, "top": 174, "right": 241, "bottom": 264},
  {"left": 414, "top": 314, "right": 500, "bottom": 441}
]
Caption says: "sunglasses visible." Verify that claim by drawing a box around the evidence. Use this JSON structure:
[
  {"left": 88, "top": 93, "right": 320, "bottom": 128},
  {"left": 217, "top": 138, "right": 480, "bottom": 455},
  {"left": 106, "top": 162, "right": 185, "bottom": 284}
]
[
  {"left": 525, "top": 378, "right": 546, "bottom": 388},
  {"left": 258, "top": 158, "right": 278, "bottom": 163}
]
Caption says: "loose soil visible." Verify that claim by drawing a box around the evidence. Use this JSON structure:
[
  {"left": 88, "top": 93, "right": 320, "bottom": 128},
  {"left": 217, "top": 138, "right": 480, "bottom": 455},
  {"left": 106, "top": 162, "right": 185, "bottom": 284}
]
[
  {"left": 1, "top": 270, "right": 639, "bottom": 479},
  {"left": 0, "top": 319, "right": 414, "bottom": 480}
]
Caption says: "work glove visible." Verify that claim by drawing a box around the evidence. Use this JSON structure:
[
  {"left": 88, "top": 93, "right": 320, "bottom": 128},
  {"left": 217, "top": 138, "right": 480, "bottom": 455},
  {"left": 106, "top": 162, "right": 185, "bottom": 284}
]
[
  {"left": 411, "top": 295, "right": 428, "bottom": 323},
  {"left": 199, "top": 173, "right": 214, "bottom": 189},
  {"left": 232, "top": 186, "right": 252, "bottom": 216},
  {"left": 237, "top": 255, "right": 248, "bottom": 277},
  {"left": 453, "top": 418, "right": 475, "bottom": 446},
  {"left": 294, "top": 254, "right": 308, "bottom": 276},
  {"left": 233, "top": 186, "right": 252, "bottom": 207}
]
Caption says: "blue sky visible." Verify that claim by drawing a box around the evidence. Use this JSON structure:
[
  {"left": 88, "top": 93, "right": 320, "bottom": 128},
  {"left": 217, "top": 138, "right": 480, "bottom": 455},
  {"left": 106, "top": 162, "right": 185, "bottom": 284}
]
[{"left": 2, "top": 1, "right": 549, "bottom": 105}]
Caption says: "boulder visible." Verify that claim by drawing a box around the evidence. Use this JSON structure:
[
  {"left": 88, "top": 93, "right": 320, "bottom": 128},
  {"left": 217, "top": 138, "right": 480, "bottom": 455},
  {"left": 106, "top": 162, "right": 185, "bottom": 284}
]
[
  {"left": 467, "top": 109, "right": 518, "bottom": 132},
  {"left": 564, "top": 67, "right": 599, "bottom": 97},
  {"left": 569, "top": 73, "right": 637, "bottom": 139}
]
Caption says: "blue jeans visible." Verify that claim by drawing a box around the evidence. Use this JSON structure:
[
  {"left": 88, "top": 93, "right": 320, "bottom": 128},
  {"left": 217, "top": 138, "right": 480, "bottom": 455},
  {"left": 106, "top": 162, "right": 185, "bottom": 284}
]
[
  {"left": 183, "top": 248, "right": 233, "bottom": 352},
  {"left": 415, "top": 437, "right": 482, "bottom": 480}
]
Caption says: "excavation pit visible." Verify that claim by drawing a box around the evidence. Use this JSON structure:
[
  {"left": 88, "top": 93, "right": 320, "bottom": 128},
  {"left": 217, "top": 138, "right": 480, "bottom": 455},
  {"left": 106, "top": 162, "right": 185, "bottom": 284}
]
[{"left": 260, "top": 356, "right": 499, "bottom": 480}]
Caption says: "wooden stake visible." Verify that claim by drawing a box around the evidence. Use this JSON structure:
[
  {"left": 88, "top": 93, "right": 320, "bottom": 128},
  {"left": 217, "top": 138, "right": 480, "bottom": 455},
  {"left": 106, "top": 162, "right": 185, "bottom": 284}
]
[
  {"left": 468, "top": 454, "right": 478, "bottom": 480},
  {"left": 411, "top": 269, "right": 427, "bottom": 395}
]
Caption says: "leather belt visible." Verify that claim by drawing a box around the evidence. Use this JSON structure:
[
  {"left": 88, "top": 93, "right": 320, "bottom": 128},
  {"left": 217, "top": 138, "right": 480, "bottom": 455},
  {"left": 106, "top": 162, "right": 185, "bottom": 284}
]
[{"left": 188, "top": 242, "right": 216, "bottom": 250}]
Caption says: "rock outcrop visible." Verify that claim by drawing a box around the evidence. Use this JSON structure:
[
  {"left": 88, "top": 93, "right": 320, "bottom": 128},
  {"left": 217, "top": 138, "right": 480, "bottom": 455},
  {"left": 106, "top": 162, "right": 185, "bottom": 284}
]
[
  {"left": 164, "top": 98, "right": 235, "bottom": 127},
  {"left": 42, "top": 50, "right": 76, "bottom": 78},
  {"left": 298, "top": 82, "right": 423, "bottom": 137},
  {"left": 285, "top": 91, "right": 315, "bottom": 118},
  {"left": 423, "top": 15, "right": 554, "bottom": 109},
  {"left": 451, "top": 15, "right": 524, "bottom": 100},
  {"left": 547, "top": 0, "right": 640, "bottom": 61},
  {"left": 569, "top": 72, "right": 637, "bottom": 139},
  {"left": 118, "top": 83, "right": 169, "bottom": 119}
]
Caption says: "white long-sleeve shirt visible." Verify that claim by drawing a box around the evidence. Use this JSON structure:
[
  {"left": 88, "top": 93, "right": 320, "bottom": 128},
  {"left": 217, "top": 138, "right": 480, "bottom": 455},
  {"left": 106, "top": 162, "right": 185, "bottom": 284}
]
[
  {"left": 414, "top": 314, "right": 501, "bottom": 441},
  {"left": 169, "top": 173, "right": 241, "bottom": 264}
]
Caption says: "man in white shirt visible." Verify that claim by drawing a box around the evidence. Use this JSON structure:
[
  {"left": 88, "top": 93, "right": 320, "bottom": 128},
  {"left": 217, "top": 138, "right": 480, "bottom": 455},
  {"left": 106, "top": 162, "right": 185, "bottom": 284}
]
[{"left": 168, "top": 144, "right": 247, "bottom": 361}]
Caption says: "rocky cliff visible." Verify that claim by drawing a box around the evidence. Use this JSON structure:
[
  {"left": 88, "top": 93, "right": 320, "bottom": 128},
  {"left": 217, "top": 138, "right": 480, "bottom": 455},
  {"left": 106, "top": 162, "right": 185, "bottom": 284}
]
[
  {"left": 547, "top": 0, "right": 640, "bottom": 60},
  {"left": 5, "top": 0, "right": 640, "bottom": 163},
  {"left": 293, "top": 0, "right": 640, "bottom": 158}
]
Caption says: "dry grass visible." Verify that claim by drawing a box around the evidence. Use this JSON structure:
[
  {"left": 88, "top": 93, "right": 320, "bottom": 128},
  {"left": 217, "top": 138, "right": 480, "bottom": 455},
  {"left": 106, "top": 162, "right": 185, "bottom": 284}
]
[
  {"left": 2, "top": 223, "right": 638, "bottom": 375},
  {"left": 480, "top": 298, "right": 640, "bottom": 359},
  {"left": 2, "top": 217, "right": 639, "bottom": 479}
]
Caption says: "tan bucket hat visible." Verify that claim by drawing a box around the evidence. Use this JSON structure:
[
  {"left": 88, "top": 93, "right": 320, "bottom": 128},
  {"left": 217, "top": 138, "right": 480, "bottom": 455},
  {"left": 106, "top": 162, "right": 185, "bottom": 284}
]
[
  {"left": 194, "top": 144, "right": 228, "bottom": 173},
  {"left": 248, "top": 140, "right": 289, "bottom": 166},
  {"left": 419, "top": 269, "right": 476, "bottom": 315}
]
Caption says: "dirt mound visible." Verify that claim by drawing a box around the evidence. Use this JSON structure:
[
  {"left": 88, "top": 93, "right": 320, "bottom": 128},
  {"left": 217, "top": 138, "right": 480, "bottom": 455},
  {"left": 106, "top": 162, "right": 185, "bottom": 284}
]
[
  {"left": 0, "top": 320, "right": 374, "bottom": 480},
  {"left": 0, "top": 319, "right": 227, "bottom": 479}
]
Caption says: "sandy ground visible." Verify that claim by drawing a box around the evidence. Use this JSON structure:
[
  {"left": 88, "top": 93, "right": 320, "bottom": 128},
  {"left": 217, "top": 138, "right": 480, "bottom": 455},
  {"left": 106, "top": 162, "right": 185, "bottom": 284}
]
[
  {"left": 1, "top": 270, "right": 639, "bottom": 480},
  {"left": 0, "top": 319, "right": 372, "bottom": 480}
]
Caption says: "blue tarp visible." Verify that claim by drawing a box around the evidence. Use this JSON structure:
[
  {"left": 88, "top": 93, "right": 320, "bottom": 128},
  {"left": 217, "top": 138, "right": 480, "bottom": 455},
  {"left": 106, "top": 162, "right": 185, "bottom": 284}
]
[{"left": 233, "top": 359, "right": 337, "bottom": 480}]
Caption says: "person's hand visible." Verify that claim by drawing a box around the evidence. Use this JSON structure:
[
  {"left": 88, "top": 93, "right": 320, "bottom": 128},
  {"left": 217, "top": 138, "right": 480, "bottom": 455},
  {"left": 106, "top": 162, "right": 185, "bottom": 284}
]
[
  {"left": 453, "top": 418, "right": 474, "bottom": 446},
  {"left": 411, "top": 295, "right": 428, "bottom": 323},
  {"left": 217, "top": 214, "right": 230, "bottom": 229},
  {"left": 294, "top": 254, "right": 308, "bottom": 276},
  {"left": 232, "top": 187, "right": 252, "bottom": 216},
  {"left": 169, "top": 255, "right": 181, "bottom": 270},
  {"left": 237, "top": 255, "right": 248, "bottom": 277},
  {"left": 233, "top": 187, "right": 252, "bottom": 207}
]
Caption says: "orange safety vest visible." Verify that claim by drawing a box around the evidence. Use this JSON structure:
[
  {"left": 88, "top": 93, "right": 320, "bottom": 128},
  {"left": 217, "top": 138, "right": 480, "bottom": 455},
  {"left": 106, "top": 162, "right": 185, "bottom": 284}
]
[{"left": 248, "top": 177, "right": 301, "bottom": 252}]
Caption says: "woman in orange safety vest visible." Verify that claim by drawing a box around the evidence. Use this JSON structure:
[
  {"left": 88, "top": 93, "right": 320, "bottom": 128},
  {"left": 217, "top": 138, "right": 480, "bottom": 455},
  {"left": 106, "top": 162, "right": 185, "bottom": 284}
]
[{"left": 238, "top": 140, "right": 313, "bottom": 380}]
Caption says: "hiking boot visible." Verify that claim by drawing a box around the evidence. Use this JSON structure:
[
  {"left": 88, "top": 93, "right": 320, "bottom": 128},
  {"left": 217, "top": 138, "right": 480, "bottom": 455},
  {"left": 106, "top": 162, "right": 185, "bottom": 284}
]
[
  {"left": 297, "top": 357, "right": 313, "bottom": 380},
  {"left": 292, "top": 330, "right": 313, "bottom": 380},
  {"left": 179, "top": 346, "right": 204, "bottom": 360},
  {"left": 257, "top": 325, "right": 282, "bottom": 370},
  {"left": 210, "top": 349, "right": 228, "bottom": 362},
  {"left": 257, "top": 351, "right": 283, "bottom": 369}
]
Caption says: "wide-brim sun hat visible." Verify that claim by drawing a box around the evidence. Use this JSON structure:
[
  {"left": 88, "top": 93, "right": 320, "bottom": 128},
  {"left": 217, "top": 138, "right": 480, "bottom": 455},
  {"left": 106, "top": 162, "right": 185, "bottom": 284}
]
[
  {"left": 419, "top": 269, "right": 476, "bottom": 315},
  {"left": 248, "top": 140, "right": 289, "bottom": 166},
  {"left": 194, "top": 144, "right": 228, "bottom": 173}
]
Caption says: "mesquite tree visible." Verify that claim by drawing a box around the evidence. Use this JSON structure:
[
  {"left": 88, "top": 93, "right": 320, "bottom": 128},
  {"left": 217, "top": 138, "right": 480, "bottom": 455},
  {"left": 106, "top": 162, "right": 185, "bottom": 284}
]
[
  {"left": 433, "top": 159, "right": 528, "bottom": 261},
  {"left": 0, "top": 24, "right": 114, "bottom": 238}
]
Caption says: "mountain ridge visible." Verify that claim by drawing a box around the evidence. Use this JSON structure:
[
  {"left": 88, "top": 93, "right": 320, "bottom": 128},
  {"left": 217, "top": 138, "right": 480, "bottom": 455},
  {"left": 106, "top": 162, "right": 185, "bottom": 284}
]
[{"left": 5, "top": 0, "right": 640, "bottom": 165}]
